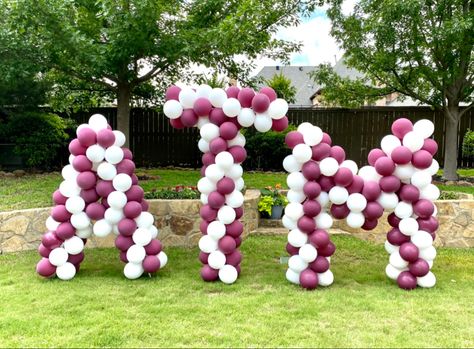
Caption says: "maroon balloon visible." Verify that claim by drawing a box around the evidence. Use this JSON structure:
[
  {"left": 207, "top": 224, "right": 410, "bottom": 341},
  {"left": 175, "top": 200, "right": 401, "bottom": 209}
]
[
  {"left": 237, "top": 87, "right": 255, "bottom": 108},
  {"left": 321, "top": 132, "right": 332, "bottom": 145},
  {"left": 38, "top": 244, "right": 51, "bottom": 258},
  {"left": 125, "top": 185, "right": 145, "bottom": 202},
  {"left": 209, "top": 137, "right": 227, "bottom": 155},
  {"left": 72, "top": 155, "right": 93, "bottom": 172},
  {"left": 123, "top": 148, "right": 133, "bottom": 160},
  {"left": 409, "top": 258, "right": 430, "bottom": 277},
  {"left": 200, "top": 220, "right": 209, "bottom": 234},
  {"left": 77, "top": 127, "right": 97, "bottom": 147},
  {"left": 68, "top": 138, "right": 86, "bottom": 156},
  {"left": 330, "top": 203, "right": 350, "bottom": 220},
  {"left": 85, "top": 202, "right": 104, "bottom": 220},
  {"left": 318, "top": 241, "right": 336, "bottom": 257},
  {"left": 226, "top": 250, "right": 242, "bottom": 266},
  {"left": 309, "top": 229, "right": 330, "bottom": 248},
  {"left": 303, "top": 181, "right": 321, "bottom": 199},
  {"left": 36, "top": 258, "right": 56, "bottom": 277},
  {"left": 199, "top": 251, "right": 209, "bottom": 264},
  {"left": 286, "top": 243, "right": 299, "bottom": 256},
  {"left": 362, "top": 218, "right": 378, "bottom": 231},
  {"left": 330, "top": 146, "right": 345, "bottom": 164},
  {"left": 97, "top": 129, "right": 115, "bottom": 148},
  {"left": 300, "top": 269, "right": 319, "bottom": 290},
  {"left": 259, "top": 86, "right": 277, "bottom": 102},
  {"left": 96, "top": 180, "right": 114, "bottom": 198},
  {"left": 77, "top": 171, "right": 96, "bottom": 190},
  {"left": 228, "top": 146, "right": 247, "bottom": 163},
  {"left": 56, "top": 222, "right": 75, "bottom": 240},
  {"left": 119, "top": 251, "right": 128, "bottom": 263},
  {"left": 297, "top": 215, "right": 316, "bottom": 233},
  {"left": 362, "top": 181, "right": 381, "bottom": 201},
  {"left": 334, "top": 167, "right": 353, "bottom": 187},
  {"left": 235, "top": 236, "right": 243, "bottom": 249},
  {"left": 208, "top": 191, "right": 225, "bottom": 209},
  {"left": 363, "top": 201, "right": 384, "bottom": 219},
  {"left": 303, "top": 200, "right": 321, "bottom": 217},
  {"left": 311, "top": 143, "right": 331, "bottom": 161},
  {"left": 165, "top": 85, "right": 181, "bottom": 101},
  {"left": 379, "top": 175, "right": 401, "bottom": 193},
  {"left": 302, "top": 161, "right": 321, "bottom": 181},
  {"left": 310, "top": 256, "right": 330, "bottom": 273},
  {"left": 101, "top": 197, "right": 110, "bottom": 209},
  {"left": 202, "top": 152, "right": 216, "bottom": 166},
  {"left": 417, "top": 216, "right": 439, "bottom": 233},
  {"left": 181, "top": 109, "right": 199, "bottom": 127},
  {"left": 201, "top": 265, "right": 219, "bottom": 281},
  {"left": 118, "top": 218, "right": 137, "bottom": 236},
  {"left": 200, "top": 165, "right": 207, "bottom": 177},
  {"left": 413, "top": 199, "right": 435, "bottom": 218},
  {"left": 124, "top": 201, "right": 142, "bottom": 219},
  {"left": 272, "top": 116, "right": 289, "bottom": 132},
  {"left": 142, "top": 255, "right": 161, "bottom": 273},
  {"left": 375, "top": 157, "right": 395, "bottom": 176},
  {"left": 216, "top": 177, "right": 235, "bottom": 195},
  {"left": 319, "top": 176, "right": 335, "bottom": 192},
  {"left": 209, "top": 108, "right": 228, "bottom": 125},
  {"left": 391, "top": 118, "right": 413, "bottom": 139},
  {"left": 219, "top": 122, "right": 238, "bottom": 140},
  {"left": 51, "top": 205, "right": 71, "bottom": 222},
  {"left": 399, "top": 184, "right": 420, "bottom": 203},
  {"left": 115, "top": 235, "right": 134, "bottom": 251},
  {"left": 68, "top": 252, "right": 84, "bottom": 265},
  {"left": 285, "top": 131, "right": 304, "bottom": 149},
  {"left": 193, "top": 97, "right": 213, "bottom": 116},
  {"left": 412, "top": 150, "right": 433, "bottom": 169},
  {"left": 251, "top": 93, "right": 270, "bottom": 113},
  {"left": 200, "top": 204, "right": 218, "bottom": 222},
  {"left": 131, "top": 174, "right": 139, "bottom": 185},
  {"left": 387, "top": 212, "right": 401, "bottom": 227},
  {"left": 141, "top": 199, "right": 149, "bottom": 211},
  {"left": 368, "top": 148, "right": 386, "bottom": 166},
  {"left": 218, "top": 236, "right": 237, "bottom": 254},
  {"left": 346, "top": 175, "right": 364, "bottom": 194},
  {"left": 397, "top": 271, "right": 417, "bottom": 290},
  {"left": 391, "top": 146, "right": 412, "bottom": 165},
  {"left": 42, "top": 231, "right": 62, "bottom": 249},
  {"left": 170, "top": 118, "right": 185, "bottom": 129},
  {"left": 234, "top": 207, "right": 244, "bottom": 219},
  {"left": 144, "top": 239, "right": 162, "bottom": 255},
  {"left": 226, "top": 220, "right": 244, "bottom": 238},
  {"left": 53, "top": 190, "right": 67, "bottom": 205},
  {"left": 387, "top": 228, "right": 410, "bottom": 246},
  {"left": 422, "top": 138, "right": 438, "bottom": 156},
  {"left": 399, "top": 242, "right": 419, "bottom": 262}
]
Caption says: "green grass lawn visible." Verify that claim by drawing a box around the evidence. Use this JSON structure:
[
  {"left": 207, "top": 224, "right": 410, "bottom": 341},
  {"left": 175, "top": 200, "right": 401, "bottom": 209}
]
[{"left": 0, "top": 234, "right": 473, "bottom": 347}]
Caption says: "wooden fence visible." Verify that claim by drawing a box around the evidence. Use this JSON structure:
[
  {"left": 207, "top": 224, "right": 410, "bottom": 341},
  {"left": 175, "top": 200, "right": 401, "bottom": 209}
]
[{"left": 64, "top": 106, "right": 474, "bottom": 169}]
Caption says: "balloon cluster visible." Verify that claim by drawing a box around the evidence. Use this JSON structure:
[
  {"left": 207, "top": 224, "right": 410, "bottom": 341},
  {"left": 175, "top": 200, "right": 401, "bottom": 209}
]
[
  {"left": 163, "top": 84, "right": 289, "bottom": 284},
  {"left": 283, "top": 118, "right": 439, "bottom": 290},
  {"left": 36, "top": 114, "right": 167, "bottom": 280}
]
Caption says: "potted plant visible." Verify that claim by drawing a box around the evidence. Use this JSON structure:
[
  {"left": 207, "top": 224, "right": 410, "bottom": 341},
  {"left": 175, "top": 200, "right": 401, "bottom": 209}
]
[{"left": 258, "top": 184, "right": 288, "bottom": 219}]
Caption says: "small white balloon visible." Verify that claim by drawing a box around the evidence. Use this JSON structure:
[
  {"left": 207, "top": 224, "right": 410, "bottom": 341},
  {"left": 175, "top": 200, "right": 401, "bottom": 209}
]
[
  {"left": 88, "top": 114, "right": 108, "bottom": 131},
  {"left": 287, "top": 172, "right": 307, "bottom": 191},
  {"left": 317, "top": 192, "right": 330, "bottom": 208},
  {"left": 268, "top": 98, "right": 288, "bottom": 120},
  {"left": 104, "top": 208, "right": 124, "bottom": 225},
  {"left": 163, "top": 99, "right": 183, "bottom": 119},
  {"left": 208, "top": 250, "right": 226, "bottom": 269},
  {"left": 417, "top": 271, "right": 436, "bottom": 287},
  {"left": 237, "top": 108, "right": 256, "bottom": 127},
  {"left": 207, "top": 221, "right": 226, "bottom": 240},
  {"left": 113, "top": 173, "right": 132, "bottom": 192},
  {"left": 56, "top": 262, "right": 76, "bottom": 281},
  {"left": 419, "top": 246, "right": 437, "bottom": 260},
  {"left": 318, "top": 270, "right": 334, "bottom": 286},
  {"left": 288, "top": 255, "right": 308, "bottom": 273},
  {"left": 377, "top": 192, "right": 399, "bottom": 210},
  {"left": 340, "top": 160, "right": 359, "bottom": 175},
  {"left": 403, "top": 131, "right": 424, "bottom": 152},
  {"left": 93, "top": 219, "right": 113, "bottom": 237},
  {"left": 215, "top": 151, "right": 234, "bottom": 171},
  {"left": 288, "top": 228, "right": 308, "bottom": 248},
  {"left": 59, "top": 180, "right": 81, "bottom": 198},
  {"left": 299, "top": 244, "right": 318, "bottom": 263},
  {"left": 149, "top": 225, "right": 159, "bottom": 239},
  {"left": 411, "top": 170, "right": 432, "bottom": 188},
  {"left": 413, "top": 119, "right": 434, "bottom": 139},
  {"left": 105, "top": 146, "right": 124, "bottom": 165},
  {"left": 178, "top": 87, "right": 197, "bottom": 108},
  {"left": 218, "top": 205, "right": 236, "bottom": 224},
  {"left": 254, "top": 113, "right": 273, "bottom": 132},
  {"left": 381, "top": 135, "right": 401, "bottom": 155},
  {"left": 226, "top": 164, "right": 243, "bottom": 180},
  {"left": 158, "top": 251, "right": 168, "bottom": 268},
  {"left": 389, "top": 250, "right": 409, "bottom": 269},
  {"left": 282, "top": 215, "right": 297, "bottom": 230},
  {"left": 76, "top": 226, "right": 92, "bottom": 239},
  {"left": 209, "top": 88, "right": 228, "bottom": 108},
  {"left": 235, "top": 178, "right": 245, "bottom": 191},
  {"left": 287, "top": 189, "right": 306, "bottom": 203},
  {"left": 222, "top": 98, "right": 241, "bottom": 117},
  {"left": 200, "top": 193, "right": 208, "bottom": 205},
  {"left": 302, "top": 126, "right": 323, "bottom": 146},
  {"left": 46, "top": 216, "right": 60, "bottom": 231},
  {"left": 328, "top": 186, "right": 349, "bottom": 205},
  {"left": 285, "top": 202, "right": 304, "bottom": 221},
  {"left": 63, "top": 236, "right": 84, "bottom": 255},
  {"left": 65, "top": 196, "right": 85, "bottom": 214},
  {"left": 113, "top": 130, "right": 126, "bottom": 147},
  {"left": 315, "top": 212, "right": 333, "bottom": 229},
  {"left": 394, "top": 201, "right": 413, "bottom": 219},
  {"left": 227, "top": 132, "right": 246, "bottom": 147},
  {"left": 394, "top": 164, "right": 416, "bottom": 180},
  {"left": 398, "top": 217, "right": 419, "bottom": 236},
  {"left": 292, "top": 143, "right": 312, "bottom": 163},
  {"left": 226, "top": 190, "right": 244, "bottom": 208},
  {"left": 197, "top": 116, "right": 210, "bottom": 129},
  {"left": 198, "top": 138, "right": 210, "bottom": 153},
  {"left": 358, "top": 166, "right": 381, "bottom": 182},
  {"left": 411, "top": 231, "right": 433, "bottom": 249},
  {"left": 132, "top": 228, "right": 153, "bottom": 246},
  {"left": 346, "top": 212, "right": 365, "bottom": 228},
  {"left": 385, "top": 263, "right": 403, "bottom": 280},
  {"left": 97, "top": 162, "right": 117, "bottom": 180},
  {"left": 428, "top": 159, "right": 440, "bottom": 176},
  {"left": 196, "top": 84, "right": 212, "bottom": 98},
  {"left": 346, "top": 193, "right": 367, "bottom": 212},
  {"left": 205, "top": 164, "right": 225, "bottom": 183},
  {"left": 286, "top": 268, "right": 301, "bottom": 285},
  {"left": 108, "top": 191, "right": 128, "bottom": 209},
  {"left": 320, "top": 157, "right": 339, "bottom": 176},
  {"left": 200, "top": 123, "right": 220, "bottom": 142},
  {"left": 218, "top": 264, "right": 238, "bottom": 284},
  {"left": 419, "top": 184, "right": 440, "bottom": 201},
  {"left": 199, "top": 235, "right": 218, "bottom": 253},
  {"left": 70, "top": 212, "right": 90, "bottom": 230},
  {"left": 124, "top": 262, "right": 144, "bottom": 279},
  {"left": 62, "top": 165, "right": 78, "bottom": 181},
  {"left": 197, "top": 177, "right": 216, "bottom": 194},
  {"left": 49, "top": 248, "right": 69, "bottom": 267},
  {"left": 384, "top": 240, "right": 399, "bottom": 254},
  {"left": 135, "top": 212, "right": 154, "bottom": 228},
  {"left": 282, "top": 155, "right": 302, "bottom": 173},
  {"left": 126, "top": 244, "right": 146, "bottom": 264},
  {"left": 86, "top": 144, "right": 106, "bottom": 163}
]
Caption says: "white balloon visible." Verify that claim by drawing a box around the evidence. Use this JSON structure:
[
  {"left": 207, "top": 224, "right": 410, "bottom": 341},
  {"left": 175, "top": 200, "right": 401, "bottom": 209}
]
[
  {"left": 226, "top": 190, "right": 244, "bottom": 208},
  {"left": 315, "top": 212, "right": 333, "bottom": 229},
  {"left": 328, "top": 186, "right": 349, "bottom": 205},
  {"left": 197, "top": 177, "right": 216, "bottom": 194},
  {"left": 88, "top": 114, "right": 108, "bottom": 131},
  {"left": 178, "top": 87, "right": 197, "bottom": 108},
  {"left": 413, "top": 119, "right": 434, "bottom": 139},
  {"left": 46, "top": 216, "right": 60, "bottom": 231},
  {"left": 287, "top": 189, "right": 306, "bottom": 203},
  {"left": 68, "top": 154, "right": 75, "bottom": 165},
  {"left": 403, "top": 131, "right": 424, "bottom": 152},
  {"left": 384, "top": 240, "right": 399, "bottom": 254},
  {"left": 346, "top": 193, "right": 367, "bottom": 212},
  {"left": 394, "top": 201, "right": 413, "bottom": 219},
  {"left": 292, "top": 143, "right": 312, "bottom": 163},
  {"left": 105, "top": 146, "right": 124, "bottom": 165},
  {"left": 209, "top": 88, "right": 227, "bottom": 108},
  {"left": 104, "top": 208, "right": 124, "bottom": 225},
  {"left": 381, "top": 135, "right": 401, "bottom": 156},
  {"left": 346, "top": 212, "right": 365, "bottom": 228},
  {"left": 200, "top": 193, "right": 208, "bottom": 205},
  {"left": 200, "top": 123, "right": 220, "bottom": 142},
  {"left": 196, "top": 84, "right": 212, "bottom": 98},
  {"left": 197, "top": 116, "right": 210, "bottom": 129},
  {"left": 394, "top": 164, "right": 416, "bottom": 180},
  {"left": 65, "top": 196, "right": 85, "bottom": 214},
  {"left": 149, "top": 225, "right": 159, "bottom": 239},
  {"left": 198, "top": 138, "right": 210, "bottom": 153},
  {"left": 208, "top": 251, "right": 226, "bottom": 269},
  {"left": 63, "top": 236, "right": 84, "bottom": 255},
  {"left": 86, "top": 144, "right": 106, "bottom": 163},
  {"left": 419, "top": 246, "right": 437, "bottom": 260},
  {"left": 419, "top": 184, "right": 440, "bottom": 201},
  {"left": 207, "top": 221, "right": 226, "bottom": 240},
  {"left": 218, "top": 205, "right": 236, "bottom": 224},
  {"left": 59, "top": 180, "right": 81, "bottom": 198},
  {"left": 268, "top": 98, "right": 288, "bottom": 120},
  {"left": 237, "top": 108, "right": 255, "bottom": 127},
  {"left": 76, "top": 226, "right": 92, "bottom": 239},
  {"left": 226, "top": 164, "right": 243, "bottom": 180},
  {"left": 62, "top": 165, "right": 78, "bottom": 180},
  {"left": 218, "top": 264, "right": 238, "bottom": 284},
  {"left": 318, "top": 270, "right": 334, "bottom": 286},
  {"left": 132, "top": 228, "right": 153, "bottom": 246},
  {"left": 108, "top": 191, "right": 128, "bottom": 209},
  {"left": 428, "top": 159, "right": 439, "bottom": 176},
  {"left": 287, "top": 172, "right": 307, "bottom": 191},
  {"left": 49, "top": 248, "right": 68, "bottom": 267},
  {"left": 205, "top": 164, "right": 225, "bottom": 183},
  {"left": 385, "top": 263, "right": 403, "bottom": 280},
  {"left": 113, "top": 130, "right": 126, "bottom": 147},
  {"left": 299, "top": 244, "right": 318, "bottom": 263},
  {"left": 358, "top": 166, "right": 381, "bottom": 182},
  {"left": 124, "top": 262, "right": 144, "bottom": 279},
  {"left": 417, "top": 271, "right": 436, "bottom": 287},
  {"left": 70, "top": 212, "right": 90, "bottom": 230},
  {"left": 215, "top": 151, "right": 234, "bottom": 171},
  {"left": 317, "top": 192, "right": 330, "bottom": 208},
  {"left": 97, "top": 162, "right": 117, "bottom": 180},
  {"left": 285, "top": 202, "right": 304, "bottom": 220},
  {"left": 320, "top": 157, "right": 339, "bottom": 176},
  {"left": 389, "top": 250, "right": 409, "bottom": 269},
  {"left": 377, "top": 192, "right": 399, "bottom": 210},
  {"left": 76, "top": 123, "right": 90, "bottom": 136},
  {"left": 222, "top": 98, "right": 241, "bottom": 117},
  {"left": 158, "top": 251, "right": 168, "bottom": 268},
  {"left": 340, "top": 160, "right": 358, "bottom": 175},
  {"left": 113, "top": 173, "right": 132, "bottom": 192},
  {"left": 135, "top": 212, "right": 154, "bottom": 228},
  {"left": 254, "top": 113, "right": 273, "bottom": 132},
  {"left": 126, "top": 244, "right": 146, "bottom": 263},
  {"left": 288, "top": 255, "right": 308, "bottom": 273},
  {"left": 411, "top": 170, "right": 432, "bottom": 188},
  {"left": 163, "top": 99, "right": 183, "bottom": 119},
  {"left": 283, "top": 155, "right": 302, "bottom": 173},
  {"left": 399, "top": 217, "right": 419, "bottom": 236},
  {"left": 302, "top": 126, "right": 323, "bottom": 146},
  {"left": 288, "top": 228, "right": 308, "bottom": 248},
  {"left": 93, "top": 219, "right": 113, "bottom": 237},
  {"left": 227, "top": 132, "right": 246, "bottom": 147},
  {"left": 411, "top": 230, "right": 433, "bottom": 249},
  {"left": 235, "top": 178, "right": 245, "bottom": 191},
  {"left": 282, "top": 215, "right": 297, "bottom": 230},
  {"left": 56, "top": 262, "right": 76, "bottom": 280},
  {"left": 286, "top": 268, "right": 301, "bottom": 284}
]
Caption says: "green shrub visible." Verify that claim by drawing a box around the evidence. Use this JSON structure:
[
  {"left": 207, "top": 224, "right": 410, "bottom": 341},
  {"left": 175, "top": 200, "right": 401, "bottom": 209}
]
[
  {"left": 439, "top": 191, "right": 459, "bottom": 200},
  {"left": 243, "top": 124, "right": 296, "bottom": 170},
  {"left": 462, "top": 129, "right": 474, "bottom": 158},
  {"left": 0, "top": 112, "right": 71, "bottom": 169},
  {"left": 144, "top": 186, "right": 200, "bottom": 200}
]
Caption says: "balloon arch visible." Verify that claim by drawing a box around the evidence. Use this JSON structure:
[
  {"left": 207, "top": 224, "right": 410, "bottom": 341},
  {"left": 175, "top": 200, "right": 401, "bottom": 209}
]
[{"left": 36, "top": 84, "right": 439, "bottom": 291}]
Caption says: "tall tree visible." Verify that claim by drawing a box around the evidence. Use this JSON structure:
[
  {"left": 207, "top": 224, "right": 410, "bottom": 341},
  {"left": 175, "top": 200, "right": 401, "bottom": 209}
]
[
  {"left": 7, "top": 0, "right": 316, "bottom": 144},
  {"left": 265, "top": 73, "right": 297, "bottom": 104},
  {"left": 312, "top": 0, "right": 474, "bottom": 180}
]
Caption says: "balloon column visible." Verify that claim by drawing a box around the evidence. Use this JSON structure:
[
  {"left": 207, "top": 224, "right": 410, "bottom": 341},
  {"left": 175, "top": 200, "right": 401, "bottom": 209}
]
[
  {"left": 36, "top": 114, "right": 167, "bottom": 280},
  {"left": 282, "top": 119, "right": 439, "bottom": 290},
  {"left": 163, "top": 84, "right": 289, "bottom": 284}
]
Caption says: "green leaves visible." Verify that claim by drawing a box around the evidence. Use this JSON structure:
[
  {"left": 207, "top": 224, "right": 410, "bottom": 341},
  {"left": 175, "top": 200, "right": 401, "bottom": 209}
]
[{"left": 264, "top": 73, "right": 297, "bottom": 104}]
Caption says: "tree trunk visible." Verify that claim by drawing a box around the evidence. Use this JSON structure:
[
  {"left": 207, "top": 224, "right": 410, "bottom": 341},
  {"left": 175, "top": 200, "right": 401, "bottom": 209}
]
[
  {"left": 117, "top": 84, "right": 131, "bottom": 147},
  {"left": 443, "top": 108, "right": 460, "bottom": 181}
]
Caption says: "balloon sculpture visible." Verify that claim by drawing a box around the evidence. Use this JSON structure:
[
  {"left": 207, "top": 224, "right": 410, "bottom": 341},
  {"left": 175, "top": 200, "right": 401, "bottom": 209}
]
[
  {"left": 36, "top": 114, "right": 167, "bottom": 280},
  {"left": 282, "top": 119, "right": 439, "bottom": 290},
  {"left": 163, "top": 84, "right": 289, "bottom": 284}
]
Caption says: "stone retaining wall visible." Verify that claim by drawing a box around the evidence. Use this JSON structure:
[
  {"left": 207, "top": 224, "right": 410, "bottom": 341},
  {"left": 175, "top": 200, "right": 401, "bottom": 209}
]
[{"left": 0, "top": 190, "right": 260, "bottom": 254}]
